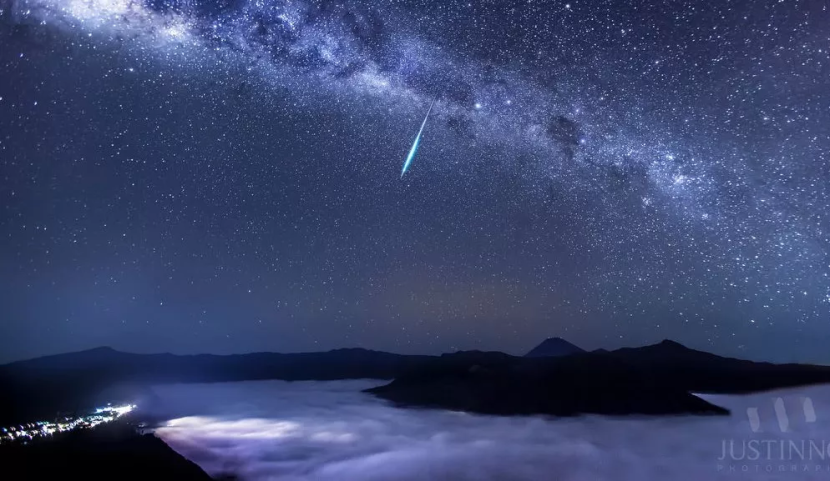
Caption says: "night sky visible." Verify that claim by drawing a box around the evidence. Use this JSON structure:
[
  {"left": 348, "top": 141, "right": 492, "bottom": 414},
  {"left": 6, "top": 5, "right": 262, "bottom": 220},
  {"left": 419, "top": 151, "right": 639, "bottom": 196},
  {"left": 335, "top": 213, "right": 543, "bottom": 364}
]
[{"left": 1, "top": 0, "right": 828, "bottom": 364}]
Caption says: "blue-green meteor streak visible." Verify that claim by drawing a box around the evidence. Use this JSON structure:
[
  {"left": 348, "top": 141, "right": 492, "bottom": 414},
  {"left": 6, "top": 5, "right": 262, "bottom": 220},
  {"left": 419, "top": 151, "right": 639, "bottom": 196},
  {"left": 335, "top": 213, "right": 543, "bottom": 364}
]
[{"left": 401, "top": 100, "right": 436, "bottom": 178}]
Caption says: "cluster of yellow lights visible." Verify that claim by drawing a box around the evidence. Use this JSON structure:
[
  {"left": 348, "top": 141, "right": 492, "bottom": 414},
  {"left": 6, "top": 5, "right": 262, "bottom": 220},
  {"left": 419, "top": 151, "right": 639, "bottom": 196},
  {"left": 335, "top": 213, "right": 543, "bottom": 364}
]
[{"left": 0, "top": 404, "right": 136, "bottom": 444}]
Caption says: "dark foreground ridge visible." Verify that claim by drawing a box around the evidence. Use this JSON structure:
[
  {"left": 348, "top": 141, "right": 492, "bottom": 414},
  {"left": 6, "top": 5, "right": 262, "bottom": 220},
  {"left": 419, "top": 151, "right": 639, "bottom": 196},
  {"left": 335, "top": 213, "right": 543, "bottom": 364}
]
[
  {"left": 366, "top": 340, "right": 830, "bottom": 417},
  {"left": 366, "top": 348, "right": 729, "bottom": 416},
  {"left": 2, "top": 340, "right": 830, "bottom": 423},
  {"left": 0, "top": 419, "right": 212, "bottom": 481}
]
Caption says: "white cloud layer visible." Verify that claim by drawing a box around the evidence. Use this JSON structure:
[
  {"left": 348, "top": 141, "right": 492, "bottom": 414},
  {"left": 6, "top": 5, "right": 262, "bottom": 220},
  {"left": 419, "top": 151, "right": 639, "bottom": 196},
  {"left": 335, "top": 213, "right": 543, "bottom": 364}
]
[{"left": 151, "top": 380, "right": 830, "bottom": 481}]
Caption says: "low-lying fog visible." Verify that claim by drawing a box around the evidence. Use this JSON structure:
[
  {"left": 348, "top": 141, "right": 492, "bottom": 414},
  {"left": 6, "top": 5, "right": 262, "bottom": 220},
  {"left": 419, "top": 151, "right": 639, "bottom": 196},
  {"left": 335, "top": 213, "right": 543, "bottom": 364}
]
[{"left": 148, "top": 380, "right": 830, "bottom": 481}]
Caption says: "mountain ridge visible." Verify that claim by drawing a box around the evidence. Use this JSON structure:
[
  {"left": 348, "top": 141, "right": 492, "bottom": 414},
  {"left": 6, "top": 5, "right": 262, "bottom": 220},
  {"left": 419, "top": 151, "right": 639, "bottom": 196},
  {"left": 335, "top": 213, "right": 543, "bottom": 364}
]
[{"left": 4, "top": 339, "right": 830, "bottom": 423}]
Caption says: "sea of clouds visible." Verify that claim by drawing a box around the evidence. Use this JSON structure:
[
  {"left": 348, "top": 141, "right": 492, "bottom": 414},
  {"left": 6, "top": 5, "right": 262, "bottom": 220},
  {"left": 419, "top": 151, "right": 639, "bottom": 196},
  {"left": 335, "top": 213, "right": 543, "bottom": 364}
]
[{"left": 148, "top": 380, "right": 830, "bottom": 481}]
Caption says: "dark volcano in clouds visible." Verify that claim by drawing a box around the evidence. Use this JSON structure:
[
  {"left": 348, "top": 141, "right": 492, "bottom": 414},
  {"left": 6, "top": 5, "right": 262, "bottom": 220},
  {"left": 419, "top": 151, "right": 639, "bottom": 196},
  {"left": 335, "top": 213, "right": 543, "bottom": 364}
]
[{"left": 524, "top": 337, "right": 585, "bottom": 357}]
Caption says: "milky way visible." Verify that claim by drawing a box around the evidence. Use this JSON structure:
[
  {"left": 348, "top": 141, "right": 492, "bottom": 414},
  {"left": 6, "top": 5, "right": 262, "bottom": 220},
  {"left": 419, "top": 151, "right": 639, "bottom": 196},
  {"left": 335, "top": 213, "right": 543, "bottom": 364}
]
[{"left": 0, "top": 0, "right": 828, "bottom": 362}]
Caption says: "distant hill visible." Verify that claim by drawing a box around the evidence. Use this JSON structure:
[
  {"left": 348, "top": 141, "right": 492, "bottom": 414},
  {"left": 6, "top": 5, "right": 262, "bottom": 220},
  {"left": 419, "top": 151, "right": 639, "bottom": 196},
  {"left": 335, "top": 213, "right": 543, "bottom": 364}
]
[
  {"left": 524, "top": 337, "right": 585, "bottom": 357},
  {"left": 0, "top": 347, "right": 431, "bottom": 425},
  {"left": 601, "top": 339, "right": 830, "bottom": 393}
]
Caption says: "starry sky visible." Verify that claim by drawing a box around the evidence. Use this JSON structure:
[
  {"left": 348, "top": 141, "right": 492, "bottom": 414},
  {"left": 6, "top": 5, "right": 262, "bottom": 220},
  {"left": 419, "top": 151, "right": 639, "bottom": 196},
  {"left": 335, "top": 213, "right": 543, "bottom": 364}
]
[{"left": 1, "top": 0, "right": 828, "bottom": 364}]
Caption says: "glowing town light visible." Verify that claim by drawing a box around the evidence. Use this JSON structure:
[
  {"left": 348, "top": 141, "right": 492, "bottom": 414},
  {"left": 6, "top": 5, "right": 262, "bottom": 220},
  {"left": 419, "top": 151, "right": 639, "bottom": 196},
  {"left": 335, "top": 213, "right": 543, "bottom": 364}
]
[{"left": 1, "top": 403, "right": 138, "bottom": 444}]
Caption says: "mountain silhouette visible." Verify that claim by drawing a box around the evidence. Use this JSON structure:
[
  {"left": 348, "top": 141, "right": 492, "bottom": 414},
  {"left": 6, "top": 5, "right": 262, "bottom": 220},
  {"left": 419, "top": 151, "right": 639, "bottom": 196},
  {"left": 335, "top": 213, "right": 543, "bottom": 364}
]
[
  {"left": 3, "top": 340, "right": 830, "bottom": 422},
  {"left": 524, "top": 337, "right": 585, "bottom": 357}
]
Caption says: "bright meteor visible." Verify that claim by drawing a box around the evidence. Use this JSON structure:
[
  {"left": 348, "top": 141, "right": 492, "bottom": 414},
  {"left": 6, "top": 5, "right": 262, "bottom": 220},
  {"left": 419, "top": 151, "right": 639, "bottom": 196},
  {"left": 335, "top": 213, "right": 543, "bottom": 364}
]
[{"left": 401, "top": 100, "right": 436, "bottom": 178}]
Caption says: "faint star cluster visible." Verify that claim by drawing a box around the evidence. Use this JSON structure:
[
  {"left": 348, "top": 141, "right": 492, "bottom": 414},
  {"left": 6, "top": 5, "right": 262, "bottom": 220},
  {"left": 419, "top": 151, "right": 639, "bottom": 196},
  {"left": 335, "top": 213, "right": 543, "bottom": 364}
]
[{"left": 0, "top": 0, "right": 828, "bottom": 363}]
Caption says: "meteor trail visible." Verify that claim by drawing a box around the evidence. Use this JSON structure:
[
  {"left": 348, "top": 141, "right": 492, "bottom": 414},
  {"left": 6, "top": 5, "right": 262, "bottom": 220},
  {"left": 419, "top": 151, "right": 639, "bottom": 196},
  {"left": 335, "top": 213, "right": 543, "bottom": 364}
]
[{"left": 401, "top": 99, "right": 436, "bottom": 178}]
